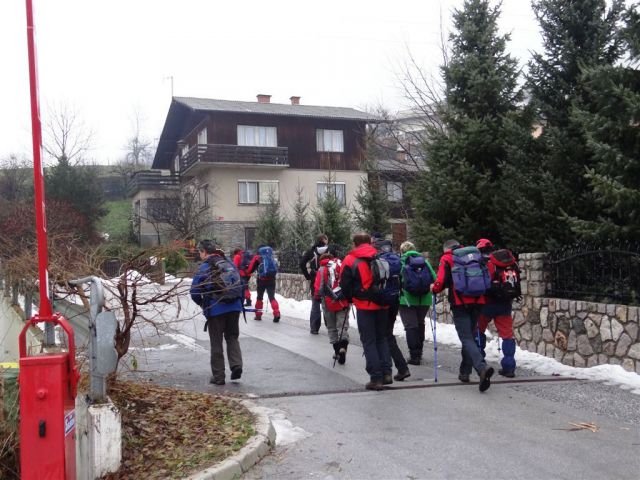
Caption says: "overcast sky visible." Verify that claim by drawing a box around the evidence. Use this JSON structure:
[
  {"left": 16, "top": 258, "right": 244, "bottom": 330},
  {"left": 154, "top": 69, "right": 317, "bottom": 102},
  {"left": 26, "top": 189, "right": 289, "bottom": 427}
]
[{"left": 0, "top": 0, "right": 542, "bottom": 165}]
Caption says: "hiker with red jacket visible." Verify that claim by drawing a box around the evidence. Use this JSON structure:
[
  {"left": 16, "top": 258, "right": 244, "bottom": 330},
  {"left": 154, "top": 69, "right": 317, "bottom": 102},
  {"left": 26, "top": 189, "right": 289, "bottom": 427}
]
[
  {"left": 232, "top": 247, "right": 253, "bottom": 307},
  {"left": 476, "top": 238, "right": 519, "bottom": 378},
  {"left": 340, "top": 232, "right": 391, "bottom": 391},
  {"left": 314, "top": 253, "right": 350, "bottom": 364},
  {"left": 431, "top": 239, "right": 494, "bottom": 392},
  {"left": 246, "top": 245, "right": 281, "bottom": 322}
]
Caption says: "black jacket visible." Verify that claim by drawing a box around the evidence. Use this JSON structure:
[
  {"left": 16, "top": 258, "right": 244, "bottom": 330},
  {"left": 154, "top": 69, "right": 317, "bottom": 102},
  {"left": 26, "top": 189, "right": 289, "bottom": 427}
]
[{"left": 299, "top": 243, "right": 336, "bottom": 280}]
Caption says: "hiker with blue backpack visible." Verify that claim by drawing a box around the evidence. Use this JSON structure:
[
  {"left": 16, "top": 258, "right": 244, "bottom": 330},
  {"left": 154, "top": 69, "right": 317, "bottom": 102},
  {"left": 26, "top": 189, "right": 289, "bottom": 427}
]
[
  {"left": 247, "top": 245, "right": 281, "bottom": 322},
  {"left": 399, "top": 241, "right": 437, "bottom": 367},
  {"left": 371, "top": 234, "right": 409, "bottom": 383},
  {"left": 232, "top": 247, "right": 254, "bottom": 307},
  {"left": 190, "top": 240, "right": 244, "bottom": 386},
  {"left": 431, "top": 239, "right": 495, "bottom": 392},
  {"left": 340, "top": 232, "right": 392, "bottom": 391},
  {"left": 476, "top": 238, "right": 520, "bottom": 378}
]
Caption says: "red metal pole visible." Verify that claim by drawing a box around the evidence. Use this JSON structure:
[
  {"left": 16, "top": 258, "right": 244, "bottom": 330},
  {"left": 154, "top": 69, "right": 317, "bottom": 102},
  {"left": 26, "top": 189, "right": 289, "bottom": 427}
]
[{"left": 25, "top": 0, "right": 52, "bottom": 317}]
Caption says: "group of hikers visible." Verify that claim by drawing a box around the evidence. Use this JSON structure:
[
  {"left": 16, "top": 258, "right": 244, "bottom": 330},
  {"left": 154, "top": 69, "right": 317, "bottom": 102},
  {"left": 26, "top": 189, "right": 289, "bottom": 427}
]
[{"left": 190, "top": 232, "right": 522, "bottom": 392}]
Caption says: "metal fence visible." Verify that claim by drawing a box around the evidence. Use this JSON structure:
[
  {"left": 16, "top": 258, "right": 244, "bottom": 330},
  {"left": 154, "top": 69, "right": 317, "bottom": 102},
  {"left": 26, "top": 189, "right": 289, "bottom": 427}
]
[
  {"left": 277, "top": 245, "right": 350, "bottom": 274},
  {"left": 547, "top": 243, "right": 640, "bottom": 305}
]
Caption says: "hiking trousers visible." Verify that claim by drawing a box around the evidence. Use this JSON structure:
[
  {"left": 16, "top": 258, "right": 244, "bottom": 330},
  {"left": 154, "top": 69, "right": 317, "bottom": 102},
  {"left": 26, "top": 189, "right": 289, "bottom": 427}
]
[
  {"left": 399, "top": 305, "right": 429, "bottom": 360},
  {"left": 256, "top": 283, "right": 280, "bottom": 320},
  {"left": 309, "top": 281, "right": 322, "bottom": 333},
  {"left": 323, "top": 305, "right": 350, "bottom": 344},
  {"left": 356, "top": 309, "right": 391, "bottom": 382},
  {"left": 207, "top": 311, "right": 242, "bottom": 383},
  {"left": 452, "top": 305, "right": 487, "bottom": 376},
  {"left": 386, "top": 301, "right": 408, "bottom": 373}
]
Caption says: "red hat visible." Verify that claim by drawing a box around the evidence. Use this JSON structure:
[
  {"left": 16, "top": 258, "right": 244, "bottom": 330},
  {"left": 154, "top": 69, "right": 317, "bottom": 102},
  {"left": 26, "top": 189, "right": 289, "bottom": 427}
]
[{"left": 476, "top": 238, "right": 494, "bottom": 249}]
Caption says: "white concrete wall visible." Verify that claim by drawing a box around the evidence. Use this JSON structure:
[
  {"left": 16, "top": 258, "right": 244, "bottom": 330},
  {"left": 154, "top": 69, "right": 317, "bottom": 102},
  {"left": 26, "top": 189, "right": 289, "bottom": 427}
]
[{"left": 76, "top": 397, "right": 122, "bottom": 479}]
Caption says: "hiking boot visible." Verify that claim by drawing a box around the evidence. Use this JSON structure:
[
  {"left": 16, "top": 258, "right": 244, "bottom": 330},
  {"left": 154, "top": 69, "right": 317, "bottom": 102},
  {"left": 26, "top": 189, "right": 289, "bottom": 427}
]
[
  {"left": 273, "top": 316, "right": 280, "bottom": 323},
  {"left": 394, "top": 370, "right": 411, "bottom": 381},
  {"left": 383, "top": 374, "right": 393, "bottom": 385},
  {"left": 245, "top": 299, "right": 252, "bottom": 307},
  {"left": 407, "top": 357, "right": 421, "bottom": 366},
  {"left": 230, "top": 367, "right": 242, "bottom": 380},
  {"left": 479, "top": 367, "right": 495, "bottom": 392},
  {"left": 365, "top": 381, "right": 384, "bottom": 391},
  {"left": 458, "top": 373, "right": 470, "bottom": 383},
  {"left": 254, "top": 316, "right": 262, "bottom": 321},
  {"left": 310, "top": 330, "right": 319, "bottom": 335},
  {"left": 338, "top": 346, "right": 347, "bottom": 365},
  {"left": 209, "top": 377, "right": 225, "bottom": 386},
  {"left": 332, "top": 342, "right": 340, "bottom": 360},
  {"left": 499, "top": 369, "right": 515, "bottom": 378}
]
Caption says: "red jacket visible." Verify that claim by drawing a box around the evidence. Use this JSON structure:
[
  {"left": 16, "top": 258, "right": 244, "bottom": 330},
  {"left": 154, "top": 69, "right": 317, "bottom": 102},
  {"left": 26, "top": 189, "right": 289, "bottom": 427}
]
[
  {"left": 341, "top": 243, "right": 383, "bottom": 311},
  {"left": 432, "top": 249, "right": 486, "bottom": 307},
  {"left": 314, "top": 258, "right": 349, "bottom": 312},
  {"left": 233, "top": 252, "right": 249, "bottom": 278}
]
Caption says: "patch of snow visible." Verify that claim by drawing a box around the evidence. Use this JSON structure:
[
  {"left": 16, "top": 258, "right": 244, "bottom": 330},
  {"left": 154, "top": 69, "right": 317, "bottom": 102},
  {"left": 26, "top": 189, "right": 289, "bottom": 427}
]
[
  {"left": 163, "top": 332, "right": 206, "bottom": 353},
  {"left": 261, "top": 407, "right": 312, "bottom": 447},
  {"left": 130, "top": 343, "right": 179, "bottom": 352}
]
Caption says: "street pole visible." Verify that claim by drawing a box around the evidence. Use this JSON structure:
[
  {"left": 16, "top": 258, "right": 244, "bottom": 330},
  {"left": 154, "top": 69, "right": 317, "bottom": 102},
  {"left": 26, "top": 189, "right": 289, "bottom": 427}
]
[{"left": 25, "top": 0, "right": 52, "bottom": 322}]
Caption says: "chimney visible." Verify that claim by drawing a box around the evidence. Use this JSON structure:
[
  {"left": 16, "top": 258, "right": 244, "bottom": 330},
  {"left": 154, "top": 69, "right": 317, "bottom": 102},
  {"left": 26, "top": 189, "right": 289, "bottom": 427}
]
[
  {"left": 257, "top": 94, "right": 271, "bottom": 104},
  {"left": 290, "top": 96, "right": 301, "bottom": 105}
]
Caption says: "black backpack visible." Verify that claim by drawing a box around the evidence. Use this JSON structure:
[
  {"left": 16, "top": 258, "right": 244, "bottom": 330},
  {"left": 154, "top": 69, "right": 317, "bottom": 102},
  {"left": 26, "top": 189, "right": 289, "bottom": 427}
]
[
  {"left": 488, "top": 249, "right": 521, "bottom": 300},
  {"left": 205, "top": 256, "right": 244, "bottom": 303}
]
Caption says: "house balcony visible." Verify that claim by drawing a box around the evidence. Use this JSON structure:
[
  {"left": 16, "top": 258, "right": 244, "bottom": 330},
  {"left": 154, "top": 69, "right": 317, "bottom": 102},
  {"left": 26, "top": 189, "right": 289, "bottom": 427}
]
[
  {"left": 127, "top": 170, "right": 180, "bottom": 197},
  {"left": 179, "top": 144, "right": 289, "bottom": 174}
]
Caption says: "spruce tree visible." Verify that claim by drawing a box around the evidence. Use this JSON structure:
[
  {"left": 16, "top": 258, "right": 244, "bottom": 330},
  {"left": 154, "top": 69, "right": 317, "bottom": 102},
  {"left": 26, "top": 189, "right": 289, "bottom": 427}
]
[
  {"left": 410, "top": 0, "right": 524, "bottom": 254},
  {"left": 527, "top": 0, "right": 624, "bottom": 245},
  {"left": 254, "top": 189, "right": 284, "bottom": 248},
  {"left": 285, "top": 185, "right": 314, "bottom": 251},
  {"left": 313, "top": 192, "right": 352, "bottom": 248},
  {"left": 567, "top": 7, "right": 640, "bottom": 242},
  {"left": 352, "top": 173, "right": 390, "bottom": 235}
]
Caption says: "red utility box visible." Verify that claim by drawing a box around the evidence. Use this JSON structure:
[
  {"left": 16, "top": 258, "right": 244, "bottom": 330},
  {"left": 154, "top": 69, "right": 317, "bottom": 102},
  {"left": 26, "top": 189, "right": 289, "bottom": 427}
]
[{"left": 19, "top": 314, "right": 80, "bottom": 480}]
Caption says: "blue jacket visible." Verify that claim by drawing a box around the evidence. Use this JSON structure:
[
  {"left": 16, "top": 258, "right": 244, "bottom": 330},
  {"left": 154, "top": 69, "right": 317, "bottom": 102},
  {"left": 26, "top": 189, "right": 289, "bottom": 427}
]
[{"left": 190, "top": 256, "right": 243, "bottom": 318}]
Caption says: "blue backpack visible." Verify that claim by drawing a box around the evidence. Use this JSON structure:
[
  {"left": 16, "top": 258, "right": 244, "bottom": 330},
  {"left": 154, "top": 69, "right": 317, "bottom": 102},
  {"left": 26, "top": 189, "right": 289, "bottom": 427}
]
[
  {"left": 378, "top": 251, "right": 402, "bottom": 304},
  {"left": 205, "top": 256, "right": 243, "bottom": 303},
  {"left": 402, "top": 254, "right": 434, "bottom": 296},
  {"left": 240, "top": 249, "right": 254, "bottom": 270},
  {"left": 257, "top": 246, "right": 278, "bottom": 278},
  {"left": 451, "top": 246, "right": 491, "bottom": 297}
]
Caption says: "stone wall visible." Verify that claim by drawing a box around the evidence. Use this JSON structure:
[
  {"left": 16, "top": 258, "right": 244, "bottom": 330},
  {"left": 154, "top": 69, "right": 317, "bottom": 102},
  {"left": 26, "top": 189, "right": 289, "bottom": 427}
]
[{"left": 249, "top": 273, "right": 311, "bottom": 301}]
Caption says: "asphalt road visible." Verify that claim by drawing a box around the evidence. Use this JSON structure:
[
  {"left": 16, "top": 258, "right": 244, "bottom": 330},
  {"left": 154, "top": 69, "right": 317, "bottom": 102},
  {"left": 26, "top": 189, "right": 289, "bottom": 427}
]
[{"left": 123, "top": 312, "right": 640, "bottom": 480}]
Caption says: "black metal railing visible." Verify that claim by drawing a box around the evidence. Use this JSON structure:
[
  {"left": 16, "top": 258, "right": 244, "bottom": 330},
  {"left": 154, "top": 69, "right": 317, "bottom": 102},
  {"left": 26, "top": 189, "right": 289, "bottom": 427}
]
[
  {"left": 276, "top": 245, "right": 350, "bottom": 274},
  {"left": 180, "top": 144, "right": 289, "bottom": 172},
  {"left": 547, "top": 243, "right": 640, "bottom": 305},
  {"left": 127, "top": 170, "right": 180, "bottom": 196}
]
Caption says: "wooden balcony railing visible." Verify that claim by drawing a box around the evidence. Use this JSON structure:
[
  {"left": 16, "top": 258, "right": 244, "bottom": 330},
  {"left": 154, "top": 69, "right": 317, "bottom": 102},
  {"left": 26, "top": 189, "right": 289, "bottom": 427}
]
[
  {"left": 180, "top": 144, "right": 289, "bottom": 172},
  {"left": 127, "top": 170, "right": 180, "bottom": 196}
]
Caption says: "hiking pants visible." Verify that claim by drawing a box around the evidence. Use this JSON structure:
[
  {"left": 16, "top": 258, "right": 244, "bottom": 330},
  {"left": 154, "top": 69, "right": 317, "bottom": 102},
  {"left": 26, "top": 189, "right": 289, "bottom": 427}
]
[
  {"left": 356, "top": 309, "right": 391, "bottom": 382},
  {"left": 309, "top": 281, "right": 322, "bottom": 333},
  {"left": 323, "top": 305, "right": 350, "bottom": 344},
  {"left": 256, "top": 283, "right": 280, "bottom": 320},
  {"left": 479, "top": 305, "right": 516, "bottom": 373},
  {"left": 385, "top": 301, "right": 408, "bottom": 373},
  {"left": 452, "top": 305, "right": 487, "bottom": 376},
  {"left": 399, "top": 305, "right": 429, "bottom": 360},
  {"left": 207, "top": 311, "right": 242, "bottom": 383},
  {"left": 241, "top": 276, "right": 251, "bottom": 302}
]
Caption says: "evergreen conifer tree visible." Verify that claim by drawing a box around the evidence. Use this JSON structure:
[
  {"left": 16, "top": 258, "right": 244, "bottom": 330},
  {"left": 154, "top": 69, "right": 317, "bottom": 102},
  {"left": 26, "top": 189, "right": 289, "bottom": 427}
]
[
  {"left": 352, "top": 173, "right": 390, "bottom": 235},
  {"left": 285, "top": 185, "right": 314, "bottom": 251},
  {"left": 254, "top": 189, "right": 284, "bottom": 248},
  {"left": 410, "top": 0, "right": 524, "bottom": 254},
  {"left": 313, "top": 191, "right": 352, "bottom": 248}
]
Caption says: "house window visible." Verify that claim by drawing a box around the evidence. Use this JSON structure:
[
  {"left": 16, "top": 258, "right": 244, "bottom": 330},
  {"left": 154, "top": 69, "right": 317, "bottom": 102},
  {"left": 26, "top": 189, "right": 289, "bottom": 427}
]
[
  {"left": 317, "top": 181, "right": 346, "bottom": 205},
  {"left": 198, "top": 184, "right": 209, "bottom": 208},
  {"left": 316, "top": 129, "right": 344, "bottom": 153},
  {"left": 238, "top": 180, "right": 279, "bottom": 204},
  {"left": 197, "top": 128, "right": 207, "bottom": 145},
  {"left": 237, "top": 125, "right": 277, "bottom": 147},
  {"left": 386, "top": 181, "right": 403, "bottom": 202},
  {"left": 174, "top": 155, "right": 180, "bottom": 173}
]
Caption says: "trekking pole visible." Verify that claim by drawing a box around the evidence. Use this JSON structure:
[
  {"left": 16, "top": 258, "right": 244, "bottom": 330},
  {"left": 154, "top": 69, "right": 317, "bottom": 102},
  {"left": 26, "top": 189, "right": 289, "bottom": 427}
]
[{"left": 432, "top": 295, "right": 438, "bottom": 383}]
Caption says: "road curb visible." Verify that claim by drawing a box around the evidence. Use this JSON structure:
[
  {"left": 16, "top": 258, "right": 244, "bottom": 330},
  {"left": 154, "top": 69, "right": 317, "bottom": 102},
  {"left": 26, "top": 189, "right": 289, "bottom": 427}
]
[{"left": 186, "top": 400, "right": 275, "bottom": 480}]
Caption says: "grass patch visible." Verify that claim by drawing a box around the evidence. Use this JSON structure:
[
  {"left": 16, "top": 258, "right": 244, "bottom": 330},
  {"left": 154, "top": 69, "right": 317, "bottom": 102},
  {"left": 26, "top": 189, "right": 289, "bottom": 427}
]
[
  {"left": 103, "top": 381, "right": 255, "bottom": 480},
  {"left": 98, "top": 200, "right": 132, "bottom": 241}
]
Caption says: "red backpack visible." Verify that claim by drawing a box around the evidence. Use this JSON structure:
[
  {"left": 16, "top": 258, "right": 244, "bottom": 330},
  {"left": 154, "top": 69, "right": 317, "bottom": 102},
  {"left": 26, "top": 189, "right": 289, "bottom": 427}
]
[{"left": 489, "top": 249, "right": 521, "bottom": 299}]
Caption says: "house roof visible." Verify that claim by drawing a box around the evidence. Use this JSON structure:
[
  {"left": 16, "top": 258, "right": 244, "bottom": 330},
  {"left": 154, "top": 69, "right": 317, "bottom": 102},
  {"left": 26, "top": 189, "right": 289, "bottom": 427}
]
[{"left": 173, "top": 96, "right": 380, "bottom": 122}]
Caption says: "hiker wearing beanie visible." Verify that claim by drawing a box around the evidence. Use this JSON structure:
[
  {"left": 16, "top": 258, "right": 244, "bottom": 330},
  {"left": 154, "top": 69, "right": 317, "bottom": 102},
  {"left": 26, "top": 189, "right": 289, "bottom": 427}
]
[
  {"left": 431, "top": 239, "right": 495, "bottom": 392},
  {"left": 476, "top": 238, "right": 520, "bottom": 378},
  {"left": 372, "top": 235, "right": 409, "bottom": 383},
  {"left": 300, "top": 234, "right": 332, "bottom": 334},
  {"left": 399, "top": 241, "right": 436, "bottom": 367},
  {"left": 340, "top": 232, "right": 391, "bottom": 391},
  {"left": 314, "top": 252, "right": 350, "bottom": 364}
]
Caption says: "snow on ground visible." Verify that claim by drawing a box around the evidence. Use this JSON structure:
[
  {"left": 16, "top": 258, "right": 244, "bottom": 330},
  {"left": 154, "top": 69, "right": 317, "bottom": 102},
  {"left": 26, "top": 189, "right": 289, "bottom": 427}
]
[
  {"left": 269, "top": 294, "right": 640, "bottom": 395},
  {"left": 258, "top": 407, "right": 312, "bottom": 446}
]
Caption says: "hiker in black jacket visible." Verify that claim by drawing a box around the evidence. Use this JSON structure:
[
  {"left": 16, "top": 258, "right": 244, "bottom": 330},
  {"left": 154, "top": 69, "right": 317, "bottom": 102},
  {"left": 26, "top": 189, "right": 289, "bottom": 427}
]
[{"left": 299, "top": 234, "right": 331, "bottom": 334}]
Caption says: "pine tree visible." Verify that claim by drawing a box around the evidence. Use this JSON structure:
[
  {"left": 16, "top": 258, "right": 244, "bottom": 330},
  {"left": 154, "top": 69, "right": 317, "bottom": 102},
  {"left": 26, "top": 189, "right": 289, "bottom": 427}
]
[
  {"left": 567, "top": 7, "right": 640, "bottom": 242},
  {"left": 285, "top": 184, "right": 314, "bottom": 251},
  {"left": 313, "top": 192, "right": 352, "bottom": 248},
  {"left": 352, "top": 173, "right": 390, "bottom": 235},
  {"left": 410, "top": 0, "right": 524, "bottom": 254},
  {"left": 254, "top": 189, "right": 284, "bottom": 248},
  {"left": 527, "top": 0, "right": 625, "bottom": 245}
]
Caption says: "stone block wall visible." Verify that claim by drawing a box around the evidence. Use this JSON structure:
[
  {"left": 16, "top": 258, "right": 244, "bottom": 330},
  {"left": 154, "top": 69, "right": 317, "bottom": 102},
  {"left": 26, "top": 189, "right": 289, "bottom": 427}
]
[{"left": 249, "top": 273, "right": 311, "bottom": 302}]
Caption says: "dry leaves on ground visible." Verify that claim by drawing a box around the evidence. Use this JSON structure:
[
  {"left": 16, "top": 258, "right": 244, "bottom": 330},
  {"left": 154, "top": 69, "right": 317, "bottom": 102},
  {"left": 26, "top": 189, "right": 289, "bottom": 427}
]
[{"left": 102, "top": 381, "right": 255, "bottom": 480}]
